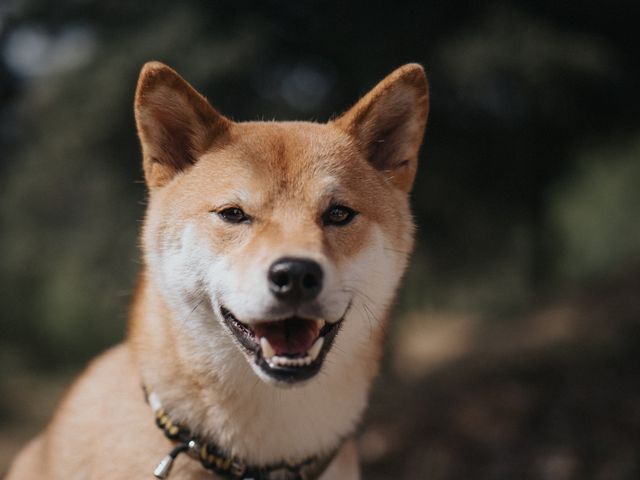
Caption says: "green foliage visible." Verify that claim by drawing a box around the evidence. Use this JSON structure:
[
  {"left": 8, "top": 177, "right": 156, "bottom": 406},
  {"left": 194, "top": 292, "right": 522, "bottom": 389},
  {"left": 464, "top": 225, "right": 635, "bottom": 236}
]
[{"left": 552, "top": 137, "right": 640, "bottom": 282}]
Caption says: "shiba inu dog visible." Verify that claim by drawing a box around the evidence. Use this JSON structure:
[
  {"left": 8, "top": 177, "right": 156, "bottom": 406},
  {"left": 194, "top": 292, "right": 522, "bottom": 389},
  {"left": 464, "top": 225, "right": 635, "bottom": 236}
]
[{"left": 7, "top": 61, "right": 428, "bottom": 479}]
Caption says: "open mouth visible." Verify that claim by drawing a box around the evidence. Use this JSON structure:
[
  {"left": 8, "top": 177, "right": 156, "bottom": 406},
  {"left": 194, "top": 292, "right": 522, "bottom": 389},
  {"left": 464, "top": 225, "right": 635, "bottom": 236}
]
[{"left": 220, "top": 306, "right": 343, "bottom": 383}]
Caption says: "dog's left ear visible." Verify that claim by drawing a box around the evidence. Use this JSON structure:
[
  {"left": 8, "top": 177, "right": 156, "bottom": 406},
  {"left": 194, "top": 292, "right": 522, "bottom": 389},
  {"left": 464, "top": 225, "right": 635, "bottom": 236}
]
[
  {"left": 333, "top": 64, "right": 429, "bottom": 192},
  {"left": 134, "top": 61, "right": 231, "bottom": 189}
]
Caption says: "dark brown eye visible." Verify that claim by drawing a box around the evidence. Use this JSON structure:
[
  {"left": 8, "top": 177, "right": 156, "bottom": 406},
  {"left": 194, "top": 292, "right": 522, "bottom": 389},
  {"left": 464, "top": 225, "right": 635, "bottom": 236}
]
[
  {"left": 218, "top": 207, "right": 250, "bottom": 224},
  {"left": 323, "top": 205, "right": 357, "bottom": 226}
]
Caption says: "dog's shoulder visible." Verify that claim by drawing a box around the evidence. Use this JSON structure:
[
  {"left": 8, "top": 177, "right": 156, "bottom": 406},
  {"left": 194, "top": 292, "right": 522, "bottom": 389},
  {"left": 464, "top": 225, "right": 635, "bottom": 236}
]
[{"left": 6, "top": 344, "right": 178, "bottom": 479}]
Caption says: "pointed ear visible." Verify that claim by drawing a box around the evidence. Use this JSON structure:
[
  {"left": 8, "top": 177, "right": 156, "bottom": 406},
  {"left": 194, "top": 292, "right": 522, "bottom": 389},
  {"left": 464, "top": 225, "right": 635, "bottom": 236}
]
[
  {"left": 332, "top": 64, "right": 429, "bottom": 192},
  {"left": 134, "top": 61, "right": 231, "bottom": 188}
]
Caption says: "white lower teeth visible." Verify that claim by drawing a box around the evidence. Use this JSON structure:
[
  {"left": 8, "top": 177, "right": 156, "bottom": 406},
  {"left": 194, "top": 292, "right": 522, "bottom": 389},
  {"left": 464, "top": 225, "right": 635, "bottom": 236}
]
[
  {"left": 269, "top": 355, "right": 311, "bottom": 367},
  {"left": 261, "top": 336, "right": 325, "bottom": 368}
]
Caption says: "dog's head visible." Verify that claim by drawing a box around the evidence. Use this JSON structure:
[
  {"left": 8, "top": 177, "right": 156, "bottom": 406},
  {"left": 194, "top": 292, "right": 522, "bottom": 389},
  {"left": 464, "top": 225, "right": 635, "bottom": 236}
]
[{"left": 135, "top": 62, "right": 428, "bottom": 386}]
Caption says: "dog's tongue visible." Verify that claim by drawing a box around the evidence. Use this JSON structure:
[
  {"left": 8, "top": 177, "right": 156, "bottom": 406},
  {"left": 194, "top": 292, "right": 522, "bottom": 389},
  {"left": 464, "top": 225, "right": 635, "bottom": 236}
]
[{"left": 253, "top": 318, "right": 320, "bottom": 356}]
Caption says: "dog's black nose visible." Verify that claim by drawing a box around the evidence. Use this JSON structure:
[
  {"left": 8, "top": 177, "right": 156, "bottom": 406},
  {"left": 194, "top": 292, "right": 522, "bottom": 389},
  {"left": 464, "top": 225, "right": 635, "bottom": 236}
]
[{"left": 268, "top": 257, "right": 323, "bottom": 303}]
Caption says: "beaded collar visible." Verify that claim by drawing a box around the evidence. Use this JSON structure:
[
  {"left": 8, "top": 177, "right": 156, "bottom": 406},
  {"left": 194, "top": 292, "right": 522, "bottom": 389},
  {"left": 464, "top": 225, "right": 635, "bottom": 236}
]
[{"left": 145, "top": 389, "right": 337, "bottom": 480}]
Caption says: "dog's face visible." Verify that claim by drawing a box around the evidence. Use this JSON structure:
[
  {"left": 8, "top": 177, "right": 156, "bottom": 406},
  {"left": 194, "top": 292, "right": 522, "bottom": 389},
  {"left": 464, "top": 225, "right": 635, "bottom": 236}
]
[{"left": 135, "top": 62, "right": 428, "bottom": 386}]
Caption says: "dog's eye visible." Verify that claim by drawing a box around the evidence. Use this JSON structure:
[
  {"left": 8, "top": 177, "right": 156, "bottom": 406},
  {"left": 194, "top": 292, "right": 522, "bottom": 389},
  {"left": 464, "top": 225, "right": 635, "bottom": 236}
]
[
  {"left": 218, "top": 207, "right": 250, "bottom": 224},
  {"left": 323, "top": 205, "right": 357, "bottom": 226}
]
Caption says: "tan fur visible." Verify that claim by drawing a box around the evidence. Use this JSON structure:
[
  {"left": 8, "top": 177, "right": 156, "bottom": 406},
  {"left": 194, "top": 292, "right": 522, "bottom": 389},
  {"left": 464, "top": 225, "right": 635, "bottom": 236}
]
[{"left": 7, "top": 62, "right": 428, "bottom": 479}]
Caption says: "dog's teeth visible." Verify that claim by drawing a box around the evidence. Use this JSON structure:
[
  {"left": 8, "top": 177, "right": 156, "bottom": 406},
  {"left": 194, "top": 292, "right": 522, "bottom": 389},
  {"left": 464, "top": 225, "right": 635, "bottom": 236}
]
[
  {"left": 262, "top": 337, "right": 323, "bottom": 368},
  {"left": 260, "top": 337, "right": 276, "bottom": 360},
  {"left": 315, "top": 319, "right": 325, "bottom": 330},
  {"left": 308, "top": 337, "right": 324, "bottom": 361},
  {"left": 271, "top": 356, "right": 288, "bottom": 367},
  {"left": 268, "top": 355, "right": 314, "bottom": 368},
  {"left": 270, "top": 355, "right": 282, "bottom": 366}
]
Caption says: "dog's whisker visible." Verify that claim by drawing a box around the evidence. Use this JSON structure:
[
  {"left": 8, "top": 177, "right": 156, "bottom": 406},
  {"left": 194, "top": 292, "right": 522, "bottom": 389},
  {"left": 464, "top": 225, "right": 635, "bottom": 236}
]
[
  {"left": 383, "top": 247, "right": 412, "bottom": 256},
  {"left": 342, "top": 286, "right": 378, "bottom": 311},
  {"left": 329, "top": 342, "right": 349, "bottom": 357},
  {"left": 361, "top": 304, "right": 376, "bottom": 340},
  {"left": 178, "top": 295, "right": 206, "bottom": 332}
]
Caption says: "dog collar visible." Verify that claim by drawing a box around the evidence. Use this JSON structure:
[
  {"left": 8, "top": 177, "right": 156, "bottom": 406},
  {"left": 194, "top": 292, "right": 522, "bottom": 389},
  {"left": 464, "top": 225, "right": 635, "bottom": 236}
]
[{"left": 145, "top": 389, "right": 337, "bottom": 480}]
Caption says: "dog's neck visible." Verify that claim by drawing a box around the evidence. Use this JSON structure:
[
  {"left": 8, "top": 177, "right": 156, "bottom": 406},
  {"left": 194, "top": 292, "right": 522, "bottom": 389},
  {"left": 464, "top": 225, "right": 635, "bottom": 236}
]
[{"left": 128, "top": 274, "right": 379, "bottom": 466}]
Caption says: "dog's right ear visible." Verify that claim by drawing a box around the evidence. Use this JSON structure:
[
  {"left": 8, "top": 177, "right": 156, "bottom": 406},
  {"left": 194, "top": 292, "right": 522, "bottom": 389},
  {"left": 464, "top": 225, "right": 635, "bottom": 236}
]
[{"left": 134, "top": 62, "right": 231, "bottom": 188}]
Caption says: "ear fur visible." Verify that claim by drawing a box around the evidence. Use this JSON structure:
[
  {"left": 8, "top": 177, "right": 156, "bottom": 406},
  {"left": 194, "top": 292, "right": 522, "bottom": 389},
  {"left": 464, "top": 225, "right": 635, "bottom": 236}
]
[
  {"left": 134, "top": 61, "right": 231, "bottom": 188},
  {"left": 332, "top": 64, "right": 429, "bottom": 192}
]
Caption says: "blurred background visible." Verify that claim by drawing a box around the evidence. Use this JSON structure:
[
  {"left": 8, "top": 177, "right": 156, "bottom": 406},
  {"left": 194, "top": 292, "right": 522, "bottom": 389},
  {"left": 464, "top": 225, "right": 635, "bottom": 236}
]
[{"left": 1, "top": 0, "right": 639, "bottom": 478}]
